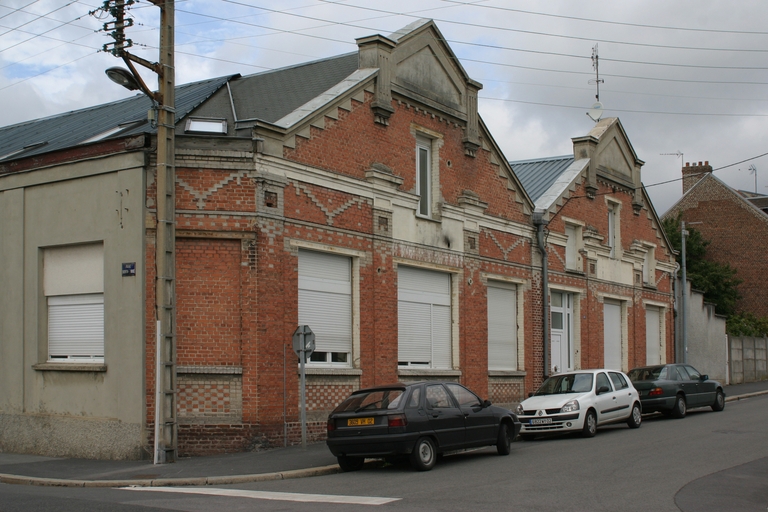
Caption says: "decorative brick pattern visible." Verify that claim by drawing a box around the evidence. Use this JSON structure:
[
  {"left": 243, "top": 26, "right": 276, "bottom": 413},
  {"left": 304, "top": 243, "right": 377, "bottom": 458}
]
[
  {"left": 489, "top": 378, "right": 525, "bottom": 406},
  {"left": 178, "top": 374, "right": 242, "bottom": 423}
]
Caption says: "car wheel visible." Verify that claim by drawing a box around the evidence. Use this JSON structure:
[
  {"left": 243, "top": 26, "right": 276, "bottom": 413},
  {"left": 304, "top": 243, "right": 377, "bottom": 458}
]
[
  {"left": 711, "top": 389, "right": 726, "bottom": 412},
  {"left": 671, "top": 395, "right": 687, "bottom": 419},
  {"left": 627, "top": 402, "right": 642, "bottom": 428},
  {"left": 410, "top": 437, "right": 437, "bottom": 471},
  {"left": 581, "top": 410, "right": 597, "bottom": 438},
  {"left": 337, "top": 455, "right": 365, "bottom": 472},
  {"left": 496, "top": 422, "right": 512, "bottom": 456},
  {"left": 520, "top": 434, "right": 535, "bottom": 441}
]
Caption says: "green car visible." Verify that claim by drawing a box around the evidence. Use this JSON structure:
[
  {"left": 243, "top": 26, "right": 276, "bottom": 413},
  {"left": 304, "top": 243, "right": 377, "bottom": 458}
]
[{"left": 628, "top": 364, "right": 725, "bottom": 418}]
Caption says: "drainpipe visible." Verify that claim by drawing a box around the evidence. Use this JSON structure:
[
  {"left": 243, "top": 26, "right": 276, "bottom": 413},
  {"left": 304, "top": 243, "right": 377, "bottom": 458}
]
[{"left": 533, "top": 210, "right": 550, "bottom": 380}]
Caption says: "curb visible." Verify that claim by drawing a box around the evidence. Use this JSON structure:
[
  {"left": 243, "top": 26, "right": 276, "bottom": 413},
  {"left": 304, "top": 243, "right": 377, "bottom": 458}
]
[
  {"left": 0, "top": 464, "right": 341, "bottom": 488},
  {"left": 725, "top": 390, "right": 768, "bottom": 402}
]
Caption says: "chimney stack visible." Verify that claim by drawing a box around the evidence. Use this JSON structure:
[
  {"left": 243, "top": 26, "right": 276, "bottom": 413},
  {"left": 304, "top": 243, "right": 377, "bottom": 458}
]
[{"left": 682, "top": 160, "right": 712, "bottom": 194}]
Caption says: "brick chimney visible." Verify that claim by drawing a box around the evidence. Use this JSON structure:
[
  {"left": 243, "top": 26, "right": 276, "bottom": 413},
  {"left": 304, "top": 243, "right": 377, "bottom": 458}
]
[{"left": 682, "top": 161, "right": 713, "bottom": 194}]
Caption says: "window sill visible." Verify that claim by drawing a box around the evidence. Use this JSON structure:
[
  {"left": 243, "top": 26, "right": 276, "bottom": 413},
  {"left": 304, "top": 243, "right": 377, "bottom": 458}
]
[
  {"left": 415, "top": 213, "right": 440, "bottom": 223},
  {"left": 565, "top": 269, "right": 585, "bottom": 276},
  {"left": 178, "top": 365, "right": 242, "bottom": 374},
  {"left": 303, "top": 367, "right": 363, "bottom": 376},
  {"left": 397, "top": 368, "right": 462, "bottom": 378},
  {"left": 488, "top": 370, "right": 527, "bottom": 378},
  {"left": 33, "top": 362, "right": 107, "bottom": 372}
]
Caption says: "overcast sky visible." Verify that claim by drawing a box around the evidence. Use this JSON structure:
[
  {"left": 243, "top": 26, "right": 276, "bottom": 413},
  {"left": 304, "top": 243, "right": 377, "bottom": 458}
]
[{"left": 2, "top": 0, "right": 768, "bottom": 214}]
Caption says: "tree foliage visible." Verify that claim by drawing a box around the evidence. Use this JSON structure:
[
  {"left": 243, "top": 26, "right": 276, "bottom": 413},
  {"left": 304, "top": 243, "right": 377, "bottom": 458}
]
[
  {"left": 726, "top": 312, "right": 768, "bottom": 337},
  {"left": 662, "top": 213, "right": 741, "bottom": 317}
]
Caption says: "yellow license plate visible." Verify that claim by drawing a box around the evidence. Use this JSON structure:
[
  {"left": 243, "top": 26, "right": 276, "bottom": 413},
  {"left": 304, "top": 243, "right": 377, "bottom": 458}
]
[{"left": 347, "top": 417, "right": 375, "bottom": 426}]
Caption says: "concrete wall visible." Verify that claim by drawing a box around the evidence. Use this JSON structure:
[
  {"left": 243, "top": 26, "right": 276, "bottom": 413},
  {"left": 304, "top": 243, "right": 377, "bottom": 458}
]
[
  {"left": 0, "top": 152, "right": 147, "bottom": 459},
  {"left": 676, "top": 279, "right": 728, "bottom": 381},
  {"left": 729, "top": 336, "right": 768, "bottom": 384}
]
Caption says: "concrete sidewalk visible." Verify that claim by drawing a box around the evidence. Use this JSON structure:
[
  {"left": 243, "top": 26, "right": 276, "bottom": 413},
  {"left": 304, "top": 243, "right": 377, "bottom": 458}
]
[{"left": 1, "top": 380, "right": 766, "bottom": 488}]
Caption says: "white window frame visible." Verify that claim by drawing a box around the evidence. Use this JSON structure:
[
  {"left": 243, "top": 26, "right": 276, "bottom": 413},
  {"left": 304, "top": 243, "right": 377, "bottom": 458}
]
[
  {"left": 397, "top": 266, "right": 452, "bottom": 369},
  {"left": 44, "top": 243, "right": 105, "bottom": 362},
  {"left": 416, "top": 137, "right": 432, "bottom": 218},
  {"left": 487, "top": 282, "right": 518, "bottom": 371},
  {"left": 606, "top": 199, "right": 621, "bottom": 259},
  {"left": 564, "top": 222, "right": 583, "bottom": 271},
  {"left": 185, "top": 118, "right": 227, "bottom": 134},
  {"left": 48, "top": 294, "right": 105, "bottom": 362},
  {"left": 643, "top": 245, "right": 656, "bottom": 286},
  {"left": 298, "top": 249, "right": 353, "bottom": 367}
]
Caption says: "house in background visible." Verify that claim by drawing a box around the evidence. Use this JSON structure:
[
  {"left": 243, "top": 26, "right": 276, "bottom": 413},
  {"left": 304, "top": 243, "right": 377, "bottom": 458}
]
[
  {"left": 664, "top": 161, "right": 768, "bottom": 319},
  {"left": 0, "top": 19, "right": 542, "bottom": 459},
  {"left": 511, "top": 118, "right": 677, "bottom": 376}
]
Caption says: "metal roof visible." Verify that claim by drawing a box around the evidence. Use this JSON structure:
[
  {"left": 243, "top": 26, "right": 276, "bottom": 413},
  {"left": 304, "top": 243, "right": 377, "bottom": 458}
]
[
  {"left": 0, "top": 52, "right": 361, "bottom": 164},
  {"left": 509, "top": 155, "right": 575, "bottom": 203},
  {"left": 230, "top": 52, "right": 358, "bottom": 125},
  {"left": 0, "top": 75, "right": 233, "bottom": 163}
]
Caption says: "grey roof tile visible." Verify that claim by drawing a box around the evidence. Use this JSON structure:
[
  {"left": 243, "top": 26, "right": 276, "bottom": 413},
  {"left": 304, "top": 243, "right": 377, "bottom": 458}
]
[
  {"left": 0, "top": 75, "right": 233, "bottom": 162},
  {"left": 0, "top": 52, "right": 360, "bottom": 163}
]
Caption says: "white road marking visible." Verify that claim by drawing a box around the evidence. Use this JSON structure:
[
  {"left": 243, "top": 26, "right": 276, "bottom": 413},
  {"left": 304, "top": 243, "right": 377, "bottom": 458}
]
[{"left": 122, "top": 486, "right": 401, "bottom": 505}]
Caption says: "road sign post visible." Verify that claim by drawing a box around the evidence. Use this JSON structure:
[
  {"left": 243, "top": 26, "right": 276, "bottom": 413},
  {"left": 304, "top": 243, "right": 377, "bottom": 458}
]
[{"left": 292, "top": 325, "right": 315, "bottom": 449}]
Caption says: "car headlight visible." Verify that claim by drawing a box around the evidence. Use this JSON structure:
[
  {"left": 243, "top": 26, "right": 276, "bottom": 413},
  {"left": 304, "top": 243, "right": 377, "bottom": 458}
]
[
  {"left": 515, "top": 404, "right": 524, "bottom": 415},
  {"left": 561, "top": 400, "right": 579, "bottom": 413}
]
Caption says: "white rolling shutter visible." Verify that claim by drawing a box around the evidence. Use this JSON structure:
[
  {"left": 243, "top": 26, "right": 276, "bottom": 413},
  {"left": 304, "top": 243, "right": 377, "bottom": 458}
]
[
  {"left": 298, "top": 250, "right": 351, "bottom": 359},
  {"left": 398, "top": 266, "right": 451, "bottom": 368},
  {"left": 488, "top": 284, "right": 517, "bottom": 370},
  {"left": 48, "top": 294, "right": 104, "bottom": 361},
  {"left": 604, "top": 300, "right": 622, "bottom": 370},
  {"left": 646, "top": 307, "right": 661, "bottom": 365}
]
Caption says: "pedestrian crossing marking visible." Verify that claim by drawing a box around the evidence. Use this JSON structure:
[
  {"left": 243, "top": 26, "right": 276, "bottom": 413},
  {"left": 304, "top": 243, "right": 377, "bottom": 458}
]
[{"left": 122, "top": 486, "right": 401, "bottom": 505}]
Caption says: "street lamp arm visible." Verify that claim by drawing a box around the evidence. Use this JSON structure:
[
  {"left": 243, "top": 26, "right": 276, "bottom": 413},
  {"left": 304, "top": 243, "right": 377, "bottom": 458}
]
[{"left": 122, "top": 55, "right": 161, "bottom": 103}]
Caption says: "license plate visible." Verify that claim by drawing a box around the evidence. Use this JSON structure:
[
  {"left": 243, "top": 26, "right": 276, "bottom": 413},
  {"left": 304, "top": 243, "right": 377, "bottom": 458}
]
[
  {"left": 347, "top": 417, "right": 375, "bottom": 426},
  {"left": 530, "top": 417, "right": 552, "bottom": 425}
]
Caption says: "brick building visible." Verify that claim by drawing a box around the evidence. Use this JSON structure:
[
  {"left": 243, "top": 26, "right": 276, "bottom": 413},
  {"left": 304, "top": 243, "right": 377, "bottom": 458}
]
[
  {"left": 0, "top": 20, "right": 541, "bottom": 459},
  {"left": 664, "top": 161, "right": 768, "bottom": 318},
  {"left": 511, "top": 118, "right": 677, "bottom": 376},
  {"left": 0, "top": 20, "right": 678, "bottom": 461}
]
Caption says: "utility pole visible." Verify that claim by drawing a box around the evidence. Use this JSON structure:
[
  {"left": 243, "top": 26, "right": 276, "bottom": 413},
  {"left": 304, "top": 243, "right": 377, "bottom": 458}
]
[
  {"left": 99, "top": 0, "right": 177, "bottom": 463},
  {"left": 681, "top": 221, "right": 688, "bottom": 364}
]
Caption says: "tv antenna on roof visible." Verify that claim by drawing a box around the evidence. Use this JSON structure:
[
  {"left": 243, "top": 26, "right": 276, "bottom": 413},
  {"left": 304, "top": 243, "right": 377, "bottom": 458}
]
[
  {"left": 587, "top": 44, "right": 605, "bottom": 122},
  {"left": 661, "top": 151, "right": 684, "bottom": 169},
  {"left": 749, "top": 164, "right": 758, "bottom": 193}
]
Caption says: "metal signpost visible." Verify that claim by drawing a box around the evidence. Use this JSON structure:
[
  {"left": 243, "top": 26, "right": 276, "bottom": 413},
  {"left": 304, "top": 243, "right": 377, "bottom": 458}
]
[{"left": 292, "top": 325, "right": 315, "bottom": 449}]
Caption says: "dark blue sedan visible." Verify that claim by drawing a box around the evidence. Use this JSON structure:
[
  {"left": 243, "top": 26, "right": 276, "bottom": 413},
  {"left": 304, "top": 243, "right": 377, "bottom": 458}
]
[
  {"left": 326, "top": 381, "right": 521, "bottom": 471},
  {"left": 628, "top": 364, "right": 725, "bottom": 418}
]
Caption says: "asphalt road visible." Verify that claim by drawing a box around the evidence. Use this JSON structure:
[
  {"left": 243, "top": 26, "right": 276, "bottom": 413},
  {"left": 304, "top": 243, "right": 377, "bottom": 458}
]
[{"left": 1, "top": 395, "right": 766, "bottom": 511}]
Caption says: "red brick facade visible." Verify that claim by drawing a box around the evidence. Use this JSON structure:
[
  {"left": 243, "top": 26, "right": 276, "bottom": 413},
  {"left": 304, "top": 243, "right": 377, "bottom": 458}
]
[{"left": 666, "top": 161, "right": 768, "bottom": 317}]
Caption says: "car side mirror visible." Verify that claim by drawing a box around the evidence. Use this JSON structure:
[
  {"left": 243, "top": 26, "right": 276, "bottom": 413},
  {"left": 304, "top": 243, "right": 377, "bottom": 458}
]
[
  {"left": 701, "top": 374, "right": 708, "bottom": 381},
  {"left": 597, "top": 385, "right": 610, "bottom": 395},
  {"left": 528, "top": 392, "right": 534, "bottom": 398},
  {"left": 482, "top": 399, "right": 492, "bottom": 408}
]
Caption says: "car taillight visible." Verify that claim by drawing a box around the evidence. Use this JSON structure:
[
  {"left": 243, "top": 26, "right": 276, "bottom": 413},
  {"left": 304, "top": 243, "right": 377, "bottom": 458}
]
[
  {"left": 327, "top": 419, "right": 336, "bottom": 432},
  {"left": 649, "top": 387, "right": 663, "bottom": 397},
  {"left": 388, "top": 414, "right": 407, "bottom": 427}
]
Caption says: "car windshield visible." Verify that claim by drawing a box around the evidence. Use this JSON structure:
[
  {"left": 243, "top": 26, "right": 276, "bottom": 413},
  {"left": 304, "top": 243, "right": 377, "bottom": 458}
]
[
  {"left": 628, "top": 367, "right": 665, "bottom": 381},
  {"left": 332, "top": 389, "right": 405, "bottom": 413},
  {"left": 534, "top": 373, "right": 593, "bottom": 396}
]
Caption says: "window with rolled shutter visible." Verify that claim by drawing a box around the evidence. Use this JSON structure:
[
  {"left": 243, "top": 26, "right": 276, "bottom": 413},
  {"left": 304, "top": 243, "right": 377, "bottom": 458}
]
[
  {"left": 487, "top": 283, "right": 517, "bottom": 370},
  {"left": 48, "top": 294, "right": 104, "bottom": 361},
  {"left": 398, "top": 266, "right": 451, "bottom": 369},
  {"left": 44, "top": 243, "right": 104, "bottom": 362},
  {"left": 298, "top": 250, "right": 352, "bottom": 365}
]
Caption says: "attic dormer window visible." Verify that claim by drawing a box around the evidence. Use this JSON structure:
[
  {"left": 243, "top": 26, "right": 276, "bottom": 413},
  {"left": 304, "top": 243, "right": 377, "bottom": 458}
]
[{"left": 185, "top": 118, "right": 227, "bottom": 134}]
